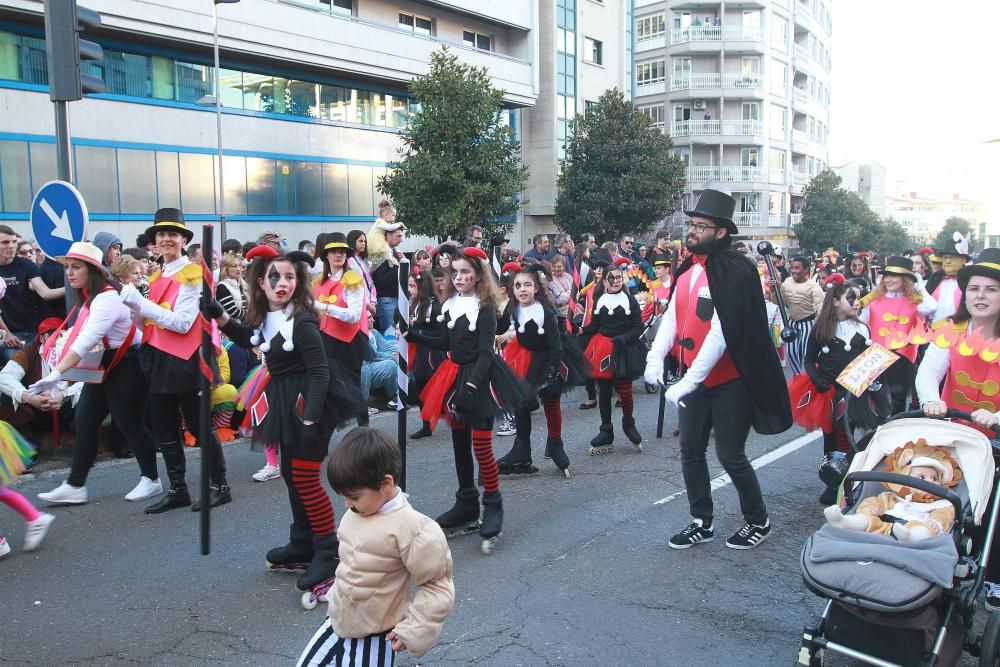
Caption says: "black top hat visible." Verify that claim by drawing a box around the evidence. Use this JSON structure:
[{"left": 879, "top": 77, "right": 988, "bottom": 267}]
[
  {"left": 146, "top": 207, "right": 193, "bottom": 243},
  {"left": 437, "top": 243, "right": 459, "bottom": 256},
  {"left": 489, "top": 234, "right": 509, "bottom": 248},
  {"left": 937, "top": 232, "right": 972, "bottom": 259},
  {"left": 589, "top": 248, "right": 612, "bottom": 269},
  {"left": 321, "top": 232, "right": 354, "bottom": 258},
  {"left": 285, "top": 250, "right": 315, "bottom": 268},
  {"left": 882, "top": 255, "right": 915, "bottom": 280},
  {"left": 684, "top": 189, "right": 737, "bottom": 235},
  {"left": 652, "top": 258, "right": 670, "bottom": 267},
  {"left": 958, "top": 247, "right": 1000, "bottom": 291}
]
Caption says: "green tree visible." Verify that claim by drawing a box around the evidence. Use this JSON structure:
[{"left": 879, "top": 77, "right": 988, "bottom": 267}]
[
  {"left": 796, "top": 170, "right": 882, "bottom": 251},
  {"left": 378, "top": 48, "right": 528, "bottom": 241},
  {"left": 932, "top": 216, "right": 979, "bottom": 253},
  {"left": 873, "top": 217, "right": 915, "bottom": 255},
  {"left": 555, "top": 89, "right": 685, "bottom": 242}
]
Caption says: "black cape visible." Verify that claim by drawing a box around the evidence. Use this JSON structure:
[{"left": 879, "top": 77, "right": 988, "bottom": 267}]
[{"left": 671, "top": 245, "right": 792, "bottom": 435}]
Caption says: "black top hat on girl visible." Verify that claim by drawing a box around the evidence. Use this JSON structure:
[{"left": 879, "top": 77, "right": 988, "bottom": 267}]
[
  {"left": 882, "top": 256, "right": 916, "bottom": 280},
  {"left": 145, "top": 207, "right": 194, "bottom": 244},
  {"left": 321, "top": 232, "right": 354, "bottom": 259},
  {"left": 958, "top": 247, "right": 1000, "bottom": 290}
]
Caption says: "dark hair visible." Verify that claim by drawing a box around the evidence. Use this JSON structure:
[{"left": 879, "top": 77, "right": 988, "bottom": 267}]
[
  {"left": 241, "top": 241, "right": 256, "bottom": 257},
  {"left": 136, "top": 233, "right": 150, "bottom": 247},
  {"left": 912, "top": 252, "right": 933, "bottom": 280},
  {"left": 466, "top": 224, "right": 484, "bottom": 237},
  {"left": 346, "top": 230, "right": 368, "bottom": 260},
  {"left": 188, "top": 243, "right": 201, "bottom": 255},
  {"left": 655, "top": 230, "right": 671, "bottom": 241},
  {"left": 122, "top": 247, "right": 149, "bottom": 261},
  {"left": 532, "top": 233, "right": 547, "bottom": 248},
  {"left": 0, "top": 225, "right": 16, "bottom": 237},
  {"left": 409, "top": 268, "right": 435, "bottom": 323},
  {"left": 812, "top": 282, "right": 862, "bottom": 346},
  {"left": 511, "top": 267, "right": 555, "bottom": 312},
  {"left": 244, "top": 256, "right": 315, "bottom": 329},
  {"left": 952, "top": 278, "right": 1000, "bottom": 338},
  {"left": 66, "top": 259, "right": 115, "bottom": 306},
  {"left": 430, "top": 265, "right": 453, "bottom": 300},
  {"left": 222, "top": 239, "right": 242, "bottom": 255},
  {"left": 791, "top": 256, "right": 811, "bottom": 270},
  {"left": 326, "top": 427, "right": 402, "bottom": 493}
]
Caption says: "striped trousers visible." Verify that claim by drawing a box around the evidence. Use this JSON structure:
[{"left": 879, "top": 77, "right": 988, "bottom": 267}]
[
  {"left": 786, "top": 317, "right": 814, "bottom": 375},
  {"left": 298, "top": 619, "right": 395, "bottom": 667}
]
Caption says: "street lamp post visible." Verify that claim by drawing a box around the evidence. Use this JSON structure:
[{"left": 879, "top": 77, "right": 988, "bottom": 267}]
[{"left": 212, "top": 0, "right": 240, "bottom": 242}]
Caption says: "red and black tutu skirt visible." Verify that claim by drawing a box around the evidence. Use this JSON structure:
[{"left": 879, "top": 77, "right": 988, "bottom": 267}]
[
  {"left": 584, "top": 333, "right": 646, "bottom": 381},
  {"left": 503, "top": 335, "right": 588, "bottom": 400},
  {"left": 420, "top": 354, "right": 533, "bottom": 429},
  {"left": 788, "top": 372, "right": 834, "bottom": 433}
]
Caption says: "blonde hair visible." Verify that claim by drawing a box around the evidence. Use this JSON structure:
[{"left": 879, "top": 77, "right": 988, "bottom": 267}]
[
  {"left": 219, "top": 252, "right": 243, "bottom": 278},
  {"left": 378, "top": 198, "right": 394, "bottom": 213},
  {"left": 110, "top": 256, "right": 140, "bottom": 284},
  {"left": 869, "top": 275, "right": 923, "bottom": 304}
]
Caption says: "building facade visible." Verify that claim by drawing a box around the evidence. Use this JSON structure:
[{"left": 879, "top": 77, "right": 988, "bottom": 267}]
[
  {"left": 631, "top": 0, "right": 831, "bottom": 243},
  {"left": 832, "top": 159, "right": 888, "bottom": 217},
  {"left": 0, "top": 0, "right": 539, "bottom": 248},
  {"left": 886, "top": 192, "right": 986, "bottom": 245}
]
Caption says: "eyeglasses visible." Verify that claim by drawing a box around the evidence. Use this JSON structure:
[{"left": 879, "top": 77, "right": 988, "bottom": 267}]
[
  {"left": 606, "top": 275, "right": 623, "bottom": 284},
  {"left": 688, "top": 222, "right": 718, "bottom": 233},
  {"left": 622, "top": 241, "right": 634, "bottom": 246},
  {"left": 18, "top": 249, "right": 34, "bottom": 256}
]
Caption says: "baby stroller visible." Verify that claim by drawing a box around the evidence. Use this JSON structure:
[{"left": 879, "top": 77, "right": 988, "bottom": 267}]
[{"left": 798, "top": 410, "right": 1000, "bottom": 667}]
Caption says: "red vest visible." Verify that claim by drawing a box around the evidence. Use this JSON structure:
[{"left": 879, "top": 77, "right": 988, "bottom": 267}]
[
  {"left": 943, "top": 343, "right": 1000, "bottom": 414},
  {"left": 315, "top": 276, "right": 369, "bottom": 343},
  {"left": 144, "top": 269, "right": 201, "bottom": 360},
  {"left": 869, "top": 295, "right": 920, "bottom": 363},
  {"left": 673, "top": 266, "right": 738, "bottom": 388}
]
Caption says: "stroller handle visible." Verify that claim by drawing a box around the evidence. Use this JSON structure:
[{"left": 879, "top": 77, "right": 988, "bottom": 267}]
[
  {"left": 888, "top": 408, "right": 1000, "bottom": 436},
  {"left": 843, "top": 471, "right": 963, "bottom": 520}
]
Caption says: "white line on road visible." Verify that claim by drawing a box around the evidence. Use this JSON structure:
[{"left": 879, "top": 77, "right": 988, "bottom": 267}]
[{"left": 653, "top": 430, "right": 821, "bottom": 505}]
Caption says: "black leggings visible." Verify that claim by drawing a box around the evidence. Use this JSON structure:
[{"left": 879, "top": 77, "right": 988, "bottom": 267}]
[
  {"left": 149, "top": 387, "right": 227, "bottom": 486},
  {"left": 68, "top": 351, "right": 158, "bottom": 487}
]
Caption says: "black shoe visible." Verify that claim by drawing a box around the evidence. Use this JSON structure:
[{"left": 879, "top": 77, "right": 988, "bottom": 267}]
[
  {"left": 725, "top": 519, "right": 771, "bottom": 550},
  {"left": 668, "top": 519, "right": 714, "bottom": 550},
  {"left": 145, "top": 487, "right": 191, "bottom": 514},
  {"left": 410, "top": 424, "right": 433, "bottom": 440},
  {"left": 266, "top": 542, "right": 313, "bottom": 571},
  {"left": 579, "top": 400, "right": 597, "bottom": 410},
  {"left": 546, "top": 437, "right": 570, "bottom": 476},
  {"left": 191, "top": 484, "right": 232, "bottom": 511},
  {"left": 497, "top": 437, "right": 536, "bottom": 475},
  {"left": 819, "top": 486, "right": 838, "bottom": 506},
  {"left": 622, "top": 417, "right": 642, "bottom": 446},
  {"left": 819, "top": 452, "right": 850, "bottom": 488},
  {"left": 589, "top": 424, "right": 614, "bottom": 455}
]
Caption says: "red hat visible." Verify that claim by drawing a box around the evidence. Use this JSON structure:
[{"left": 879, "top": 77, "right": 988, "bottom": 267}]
[
  {"left": 246, "top": 245, "right": 280, "bottom": 262},
  {"left": 37, "top": 317, "right": 63, "bottom": 338},
  {"left": 501, "top": 261, "right": 522, "bottom": 276},
  {"left": 463, "top": 247, "right": 488, "bottom": 261},
  {"left": 613, "top": 257, "right": 631, "bottom": 268},
  {"left": 825, "top": 273, "right": 846, "bottom": 288},
  {"left": 918, "top": 246, "right": 934, "bottom": 256}
]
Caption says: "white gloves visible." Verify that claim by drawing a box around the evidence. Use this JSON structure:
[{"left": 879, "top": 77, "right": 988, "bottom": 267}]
[
  {"left": 29, "top": 368, "right": 62, "bottom": 395},
  {"left": 643, "top": 362, "right": 664, "bottom": 387},
  {"left": 665, "top": 378, "right": 696, "bottom": 407},
  {"left": 120, "top": 283, "right": 143, "bottom": 309}
]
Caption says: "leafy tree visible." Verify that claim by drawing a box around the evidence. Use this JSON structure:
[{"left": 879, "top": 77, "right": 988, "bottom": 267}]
[
  {"left": 377, "top": 48, "right": 527, "bottom": 241},
  {"left": 555, "top": 89, "right": 685, "bottom": 242},
  {"left": 796, "top": 170, "right": 885, "bottom": 252},
  {"left": 933, "top": 216, "right": 979, "bottom": 253},
  {"left": 873, "top": 217, "right": 915, "bottom": 255}
]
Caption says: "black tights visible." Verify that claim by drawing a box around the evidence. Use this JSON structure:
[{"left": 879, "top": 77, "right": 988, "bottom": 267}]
[{"left": 149, "top": 388, "right": 226, "bottom": 487}]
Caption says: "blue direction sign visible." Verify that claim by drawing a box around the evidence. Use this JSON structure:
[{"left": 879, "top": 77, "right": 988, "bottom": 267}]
[{"left": 30, "top": 180, "right": 88, "bottom": 259}]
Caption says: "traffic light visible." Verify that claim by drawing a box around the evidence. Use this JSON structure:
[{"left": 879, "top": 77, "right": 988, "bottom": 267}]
[{"left": 44, "top": 0, "right": 106, "bottom": 102}]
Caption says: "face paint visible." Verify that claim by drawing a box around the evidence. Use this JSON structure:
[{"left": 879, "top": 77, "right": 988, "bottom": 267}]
[
  {"left": 941, "top": 255, "right": 965, "bottom": 277},
  {"left": 260, "top": 259, "right": 297, "bottom": 310},
  {"left": 268, "top": 265, "right": 281, "bottom": 290}
]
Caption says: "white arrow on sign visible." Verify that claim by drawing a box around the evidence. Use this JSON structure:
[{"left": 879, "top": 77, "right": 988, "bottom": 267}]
[{"left": 39, "top": 199, "right": 74, "bottom": 241}]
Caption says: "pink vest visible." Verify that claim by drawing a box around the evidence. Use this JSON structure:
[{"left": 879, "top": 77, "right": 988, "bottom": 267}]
[{"left": 869, "top": 295, "right": 920, "bottom": 363}]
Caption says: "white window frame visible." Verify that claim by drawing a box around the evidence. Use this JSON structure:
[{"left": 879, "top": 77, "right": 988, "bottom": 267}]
[
  {"left": 399, "top": 11, "right": 433, "bottom": 37},
  {"left": 463, "top": 30, "right": 493, "bottom": 51},
  {"left": 584, "top": 37, "right": 603, "bottom": 65}
]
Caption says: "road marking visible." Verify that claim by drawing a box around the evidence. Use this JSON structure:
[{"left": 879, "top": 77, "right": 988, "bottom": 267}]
[{"left": 653, "top": 430, "right": 820, "bottom": 505}]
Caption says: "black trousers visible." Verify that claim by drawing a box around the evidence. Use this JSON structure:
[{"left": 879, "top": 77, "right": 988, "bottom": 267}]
[
  {"left": 68, "top": 350, "right": 158, "bottom": 487},
  {"left": 881, "top": 357, "right": 915, "bottom": 416},
  {"left": 149, "top": 388, "right": 226, "bottom": 487},
  {"left": 678, "top": 379, "right": 767, "bottom": 526}
]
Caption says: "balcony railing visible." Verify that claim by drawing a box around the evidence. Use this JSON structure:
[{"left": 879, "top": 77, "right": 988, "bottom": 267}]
[
  {"left": 635, "top": 34, "right": 667, "bottom": 51},
  {"left": 690, "top": 165, "right": 763, "bottom": 182},
  {"left": 770, "top": 169, "right": 786, "bottom": 183},
  {"left": 670, "top": 73, "right": 762, "bottom": 90},
  {"left": 794, "top": 43, "right": 831, "bottom": 70},
  {"left": 793, "top": 88, "right": 809, "bottom": 103},
  {"left": 669, "top": 26, "right": 764, "bottom": 45},
  {"left": 792, "top": 172, "right": 810, "bottom": 186},
  {"left": 670, "top": 120, "right": 764, "bottom": 136},
  {"left": 790, "top": 213, "right": 803, "bottom": 227},
  {"left": 768, "top": 214, "right": 785, "bottom": 228},
  {"left": 791, "top": 128, "right": 809, "bottom": 144},
  {"left": 734, "top": 213, "right": 761, "bottom": 228}
]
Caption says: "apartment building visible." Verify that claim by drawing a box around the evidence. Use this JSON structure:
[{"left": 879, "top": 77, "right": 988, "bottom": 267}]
[
  {"left": 0, "top": 0, "right": 539, "bottom": 246},
  {"left": 521, "top": 0, "right": 634, "bottom": 237},
  {"left": 886, "top": 192, "right": 986, "bottom": 245},
  {"left": 832, "top": 159, "right": 888, "bottom": 216},
  {"left": 632, "top": 0, "right": 831, "bottom": 243}
]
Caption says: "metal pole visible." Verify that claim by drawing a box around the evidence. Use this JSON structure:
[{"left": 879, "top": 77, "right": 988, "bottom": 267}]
[
  {"left": 53, "top": 101, "right": 72, "bottom": 182},
  {"left": 199, "top": 224, "right": 215, "bottom": 555},
  {"left": 212, "top": 1, "right": 227, "bottom": 243},
  {"left": 396, "top": 257, "right": 410, "bottom": 491}
]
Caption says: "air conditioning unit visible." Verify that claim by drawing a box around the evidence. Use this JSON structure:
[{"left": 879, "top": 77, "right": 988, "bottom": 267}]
[{"left": 692, "top": 99, "right": 707, "bottom": 110}]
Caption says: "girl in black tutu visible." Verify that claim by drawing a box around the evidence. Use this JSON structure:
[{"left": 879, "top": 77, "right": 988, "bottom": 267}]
[
  {"left": 204, "top": 247, "right": 359, "bottom": 596},
  {"left": 582, "top": 259, "right": 647, "bottom": 455},
  {"left": 312, "top": 232, "right": 372, "bottom": 426},
  {"left": 407, "top": 267, "right": 445, "bottom": 440},
  {"left": 497, "top": 264, "right": 586, "bottom": 477},
  {"left": 407, "top": 247, "right": 531, "bottom": 554}
]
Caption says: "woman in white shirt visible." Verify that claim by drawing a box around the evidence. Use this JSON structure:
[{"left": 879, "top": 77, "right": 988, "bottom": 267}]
[{"left": 35, "top": 242, "right": 160, "bottom": 505}]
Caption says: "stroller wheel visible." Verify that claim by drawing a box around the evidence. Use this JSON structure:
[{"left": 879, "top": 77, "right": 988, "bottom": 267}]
[
  {"left": 645, "top": 382, "right": 658, "bottom": 394},
  {"left": 981, "top": 612, "right": 1000, "bottom": 667}
]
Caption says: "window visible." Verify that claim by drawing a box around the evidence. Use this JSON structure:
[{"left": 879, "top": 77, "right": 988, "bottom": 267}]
[
  {"left": 636, "top": 60, "right": 665, "bottom": 84},
  {"left": 770, "top": 104, "right": 787, "bottom": 137},
  {"left": 75, "top": 146, "right": 119, "bottom": 213},
  {"left": 640, "top": 105, "right": 664, "bottom": 126},
  {"left": 323, "top": 0, "right": 352, "bottom": 15},
  {"left": 117, "top": 149, "right": 158, "bottom": 214},
  {"left": 585, "top": 100, "right": 600, "bottom": 116},
  {"left": 584, "top": 38, "right": 603, "bottom": 65},
  {"left": 399, "top": 12, "right": 432, "bottom": 37},
  {"left": 463, "top": 31, "right": 492, "bottom": 51},
  {"left": 771, "top": 17, "right": 788, "bottom": 46},
  {"left": 635, "top": 14, "right": 666, "bottom": 40},
  {"left": 0, "top": 141, "right": 31, "bottom": 213},
  {"left": 771, "top": 61, "right": 787, "bottom": 95}
]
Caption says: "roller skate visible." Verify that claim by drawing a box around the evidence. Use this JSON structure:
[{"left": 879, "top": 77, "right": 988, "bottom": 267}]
[
  {"left": 546, "top": 437, "right": 570, "bottom": 478},
  {"left": 296, "top": 535, "right": 340, "bottom": 610},
  {"left": 299, "top": 576, "right": 337, "bottom": 611},
  {"left": 622, "top": 417, "right": 643, "bottom": 453},
  {"left": 437, "top": 487, "right": 481, "bottom": 537},
  {"left": 497, "top": 437, "right": 539, "bottom": 476},
  {"left": 589, "top": 424, "right": 615, "bottom": 456},
  {"left": 479, "top": 491, "right": 503, "bottom": 555},
  {"left": 265, "top": 542, "right": 313, "bottom": 573}
]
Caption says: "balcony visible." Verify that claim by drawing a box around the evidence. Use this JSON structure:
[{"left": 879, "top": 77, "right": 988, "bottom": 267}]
[
  {"left": 768, "top": 214, "right": 786, "bottom": 228},
  {"left": 770, "top": 169, "right": 786, "bottom": 184},
  {"left": 635, "top": 79, "right": 667, "bottom": 97},
  {"left": 790, "top": 213, "right": 803, "bottom": 227},
  {"left": 791, "top": 128, "right": 809, "bottom": 144},
  {"left": 670, "top": 73, "right": 764, "bottom": 91},
  {"left": 792, "top": 171, "right": 810, "bottom": 186},
  {"left": 690, "top": 165, "right": 763, "bottom": 182},
  {"left": 794, "top": 43, "right": 831, "bottom": 72},
  {"left": 670, "top": 120, "right": 764, "bottom": 137},
  {"left": 636, "top": 34, "right": 667, "bottom": 52},
  {"left": 734, "top": 212, "right": 762, "bottom": 228},
  {"left": 669, "top": 26, "right": 764, "bottom": 45}
]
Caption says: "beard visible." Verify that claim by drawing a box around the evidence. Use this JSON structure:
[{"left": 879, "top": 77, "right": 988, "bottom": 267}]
[{"left": 685, "top": 233, "right": 728, "bottom": 256}]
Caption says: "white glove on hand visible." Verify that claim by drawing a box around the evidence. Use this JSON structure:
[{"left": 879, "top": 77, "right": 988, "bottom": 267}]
[
  {"left": 665, "top": 378, "right": 696, "bottom": 407},
  {"left": 119, "top": 283, "right": 143, "bottom": 309},
  {"left": 643, "top": 363, "right": 664, "bottom": 387},
  {"left": 29, "top": 368, "right": 62, "bottom": 395}
]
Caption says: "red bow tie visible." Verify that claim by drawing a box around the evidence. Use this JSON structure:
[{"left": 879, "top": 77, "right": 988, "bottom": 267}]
[{"left": 691, "top": 254, "right": 708, "bottom": 266}]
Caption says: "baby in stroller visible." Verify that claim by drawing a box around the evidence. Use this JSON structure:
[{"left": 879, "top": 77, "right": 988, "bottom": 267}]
[{"left": 823, "top": 439, "right": 961, "bottom": 544}]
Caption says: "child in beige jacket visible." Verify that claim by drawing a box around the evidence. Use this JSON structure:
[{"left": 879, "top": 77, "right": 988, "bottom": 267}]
[{"left": 298, "top": 427, "right": 455, "bottom": 666}]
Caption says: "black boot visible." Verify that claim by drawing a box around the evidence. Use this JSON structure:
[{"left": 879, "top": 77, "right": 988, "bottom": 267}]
[
  {"left": 436, "top": 487, "right": 481, "bottom": 536},
  {"left": 266, "top": 541, "right": 313, "bottom": 572},
  {"left": 622, "top": 417, "right": 643, "bottom": 450},
  {"left": 411, "top": 421, "right": 433, "bottom": 440},
  {"left": 546, "top": 437, "right": 570, "bottom": 477},
  {"left": 479, "top": 491, "right": 503, "bottom": 554},
  {"left": 297, "top": 533, "right": 341, "bottom": 591},
  {"left": 191, "top": 482, "right": 232, "bottom": 512},
  {"left": 589, "top": 424, "right": 615, "bottom": 455},
  {"left": 497, "top": 437, "right": 538, "bottom": 475},
  {"left": 145, "top": 441, "right": 190, "bottom": 514}
]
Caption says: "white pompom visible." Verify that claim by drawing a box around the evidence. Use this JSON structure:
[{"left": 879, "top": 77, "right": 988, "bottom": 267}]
[
  {"left": 538, "top": 327, "right": 545, "bottom": 334},
  {"left": 436, "top": 314, "right": 445, "bottom": 322},
  {"left": 260, "top": 340, "right": 271, "bottom": 353},
  {"left": 821, "top": 346, "right": 830, "bottom": 354},
  {"left": 623, "top": 307, "right": 630, "bottom": 315},
  {"left": 865, "top": 338, "right": 872, "bottom": 346},
  {"left": 518, "top": 324, "right": 526, "bottom": 333},
  {"left": 844, "top": 344, "right": 851, "bottom": 352},
  {"left": 250, "top": 331, "right": 261, "bottom": 346},
  {"left": 469, "top": 321, "right": 477, "bottom": 331},
  {"left": 447, "top": 320, "right": 456, "bottom": 329},
  {"left": 282, "top": 339, "right": 294, "bottom": 352}
]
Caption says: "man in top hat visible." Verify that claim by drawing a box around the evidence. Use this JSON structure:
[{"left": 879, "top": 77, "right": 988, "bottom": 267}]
[
  {"left": 645, "top": 189, "right": 790, "bottom": 551},
  {"left": 926, "top": 233, "right": 972, "bottom": 322},
  {"left": 119, "top": 207, "right": 231, "bottom": 513}
]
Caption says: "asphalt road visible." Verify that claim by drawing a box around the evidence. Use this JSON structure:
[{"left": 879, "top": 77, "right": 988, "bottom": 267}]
[{"left": 0, "top": 387, "right": 989, "bottom": 666}]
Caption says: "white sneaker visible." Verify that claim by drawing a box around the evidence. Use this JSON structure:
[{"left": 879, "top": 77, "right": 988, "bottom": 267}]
[
  {"left": 125, "top": 476, "right": 163, "bottom": 502},
  {"left": 38, "top": 482, "right": 88, "bottom": 505},
  {"left": 252, "top": 464, "right": 281, "bottom": 482},
  {"left": 0, "top": 537, "right": 10, "bottom": 558},
  {"left": 23, "top": 513, "right": 54, "bottom": 551}
]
